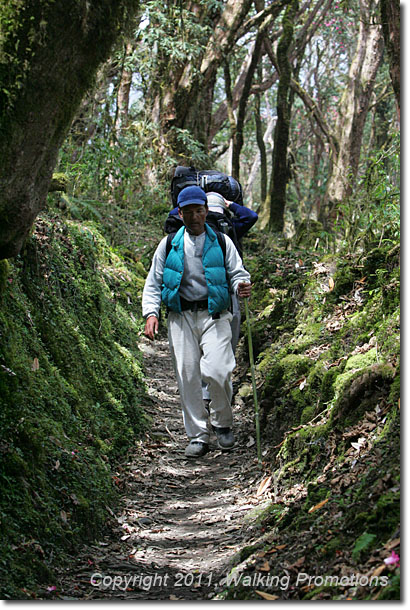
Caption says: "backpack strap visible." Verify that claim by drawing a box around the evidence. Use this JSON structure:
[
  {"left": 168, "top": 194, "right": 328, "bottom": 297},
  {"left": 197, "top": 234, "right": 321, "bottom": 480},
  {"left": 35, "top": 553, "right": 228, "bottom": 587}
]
[
  {"left": 215, "top": 230, "right": 226, "bottom": 261},
  {"left": 165, "top": 232, "right": 174, "bottom": 259}
]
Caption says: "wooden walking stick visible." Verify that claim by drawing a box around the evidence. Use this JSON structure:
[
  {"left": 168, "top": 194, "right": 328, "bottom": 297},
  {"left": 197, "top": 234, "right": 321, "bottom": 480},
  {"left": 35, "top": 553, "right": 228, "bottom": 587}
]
[{"left": 244, "top": 297, "right": 262, "bottom": 468}]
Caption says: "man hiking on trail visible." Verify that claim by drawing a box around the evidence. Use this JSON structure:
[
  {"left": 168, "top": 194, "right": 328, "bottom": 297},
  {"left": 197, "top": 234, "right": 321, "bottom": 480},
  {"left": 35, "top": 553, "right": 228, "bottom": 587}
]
[
  {"left": 165, "top": 191, "right": 258, "bottom": 402},
  {"left": 142, "top": 185, "right": 252, "bottom": 458}
]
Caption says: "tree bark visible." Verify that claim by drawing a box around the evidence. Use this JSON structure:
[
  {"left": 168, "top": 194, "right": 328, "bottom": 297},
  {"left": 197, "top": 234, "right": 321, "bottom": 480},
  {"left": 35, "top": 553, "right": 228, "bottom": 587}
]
[
  {"left": 231, "top": 32, "right": 264, "bottom": 181},
  {"left": 380, "top": 0, "right": 400, "bottom": 121},
  {"left": 268, "top": 0, "right": 299, "bottom": 232},
  {"left": 322, "top": 0, "right": 384, "bottom": 224},
  {"left": 0, "top": 0, "right": 140, "bottom": 259},
  {"left": 252, "top": 93, "right": 269, "bottom": 204}
]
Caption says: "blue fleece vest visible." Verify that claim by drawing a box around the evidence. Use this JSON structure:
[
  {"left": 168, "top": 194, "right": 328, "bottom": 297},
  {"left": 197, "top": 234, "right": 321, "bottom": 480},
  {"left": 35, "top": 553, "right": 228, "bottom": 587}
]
[{"left": 162, "top": 224, "right": 231, "bottom": 315}]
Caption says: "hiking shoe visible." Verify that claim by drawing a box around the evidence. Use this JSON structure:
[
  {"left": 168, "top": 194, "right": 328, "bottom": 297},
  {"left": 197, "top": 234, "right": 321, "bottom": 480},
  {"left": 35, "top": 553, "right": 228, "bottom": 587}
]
[
  {"left": 213, "top": 427, "right": 235, "bottom": 450},
  {"left": 185, "top": 441, "right": 209, "bottom": 458}
]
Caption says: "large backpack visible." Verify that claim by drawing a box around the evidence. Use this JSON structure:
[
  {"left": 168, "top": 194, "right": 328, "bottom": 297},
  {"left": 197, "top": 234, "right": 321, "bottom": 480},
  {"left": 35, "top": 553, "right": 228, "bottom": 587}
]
[{"left": 170, "top": 166, "right": 244, "bottom": 207}]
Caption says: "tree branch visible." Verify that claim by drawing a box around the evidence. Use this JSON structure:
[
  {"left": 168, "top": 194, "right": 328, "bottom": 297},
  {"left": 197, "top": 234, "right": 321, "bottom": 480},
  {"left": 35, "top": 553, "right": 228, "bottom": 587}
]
[{"left": 289, "top": 77, "right": 339, "bottom": 158}]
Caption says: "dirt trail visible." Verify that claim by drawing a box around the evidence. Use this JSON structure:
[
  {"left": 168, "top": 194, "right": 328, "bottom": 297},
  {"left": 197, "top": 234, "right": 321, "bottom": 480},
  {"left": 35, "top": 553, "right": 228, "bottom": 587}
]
[{"left": 56, "top": 335, "right": 264, "bottom": 600}]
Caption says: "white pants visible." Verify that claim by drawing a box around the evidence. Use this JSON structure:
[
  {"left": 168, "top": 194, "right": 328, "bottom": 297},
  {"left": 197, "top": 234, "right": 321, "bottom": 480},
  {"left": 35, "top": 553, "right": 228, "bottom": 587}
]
[
  {"left": 168, "top": 310, "right": 235, "bottom": 443},
  {"left": 201, "top": 294, "right": 240, "bottom": 400}
]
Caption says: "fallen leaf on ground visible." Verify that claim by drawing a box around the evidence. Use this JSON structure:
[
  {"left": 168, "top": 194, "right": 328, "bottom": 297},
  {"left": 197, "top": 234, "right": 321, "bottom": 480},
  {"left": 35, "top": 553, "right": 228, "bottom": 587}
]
[
  {"left": 257, "top": 476, "right": 272, "bottom": 497},
  {"left": 384, "top": 538, "right": 400, "bottom": 550},
  {"left": 287, "top": 556, "right": 305, "bottom": 570},
  {"left": 60, "top": 510, "right": 68, "bottom": 523},
  {"left": 256, "top": 591, "right": 280, "bottom": 600},
  {"left": 372, "top": 564, "right": 387, "bottom": 577},
  {"left": 308, "top": 498, "right": 329, "bottom": 513}
]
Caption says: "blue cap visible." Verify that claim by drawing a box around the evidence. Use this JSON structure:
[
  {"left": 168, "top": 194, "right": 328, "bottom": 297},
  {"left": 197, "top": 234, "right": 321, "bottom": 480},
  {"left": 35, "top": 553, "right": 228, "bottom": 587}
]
[{"left": 177, "top": 186, "right": 207, "bottom": 208}]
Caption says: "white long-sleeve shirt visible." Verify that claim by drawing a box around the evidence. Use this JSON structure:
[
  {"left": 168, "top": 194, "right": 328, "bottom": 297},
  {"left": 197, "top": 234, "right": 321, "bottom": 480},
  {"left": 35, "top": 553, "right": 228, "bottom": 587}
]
[{"left": 142, "top": 230, "right": 251, "bottom": 318}]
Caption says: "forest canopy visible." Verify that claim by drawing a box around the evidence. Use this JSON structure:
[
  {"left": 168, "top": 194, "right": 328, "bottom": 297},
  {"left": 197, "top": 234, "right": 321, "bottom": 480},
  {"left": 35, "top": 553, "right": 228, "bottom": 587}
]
[{"left": 0, "top": 0, "right": 400, "bottom": 256}]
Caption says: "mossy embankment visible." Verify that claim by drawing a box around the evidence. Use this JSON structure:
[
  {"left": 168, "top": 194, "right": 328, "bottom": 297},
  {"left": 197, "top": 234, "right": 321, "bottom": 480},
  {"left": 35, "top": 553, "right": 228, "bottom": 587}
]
[
  {"left": 0, "top": 213, "right": 149, "bottom": 598},
  {"left": 225, "top": 235, "right": 400, "bottom": 600}
]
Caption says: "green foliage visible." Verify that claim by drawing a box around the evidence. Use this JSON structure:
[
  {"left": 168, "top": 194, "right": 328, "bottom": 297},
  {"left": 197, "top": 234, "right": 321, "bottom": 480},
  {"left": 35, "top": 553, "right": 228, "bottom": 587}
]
[
  {"left": 333, "top": 134, "right": 400, "bottom": 252},
  {"left": 0, "top": 212, "right": 149, "bottom": 597},
  {"left": 54, "top": 118, "right": 171, "bottom": 252},
  {"left": 167, "top": 127, "right": 209, "bottom": 167},
  {"left": 378, "top": 572, "right": 400, "bottom": 600},
  {"left": 136, "top": 1, "right": 217, "bottom": 89},
  {"left": 352, "top": 532, "right": 377, "bottom": 560}
]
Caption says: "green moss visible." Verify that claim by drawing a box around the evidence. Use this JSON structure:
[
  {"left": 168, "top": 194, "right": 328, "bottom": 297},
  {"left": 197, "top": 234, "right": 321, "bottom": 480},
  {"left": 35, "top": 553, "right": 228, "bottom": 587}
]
[
  {"left": 304, "top": 482, "right": 331, "bottom": 508},
  {"left": 300, "top": 405, "right": 315, "bottom": 424},
  {"left": 344, "top": 348, "right": 378, "bottom": 371},
  {"left": 220, "top": 231, "right": 399, "bottom": 600},
  {"left": 321, "top": 536, "right": 344, "bottom": 558},
  {"left": 0, "top": 259, "right": 10, "bottom": 297},
  {"left": 294, "top": 219, "right": 323, "bottom": 247},
  {"left": 243, "top": 501, "right": 282, "bottom": 526},
  {"left": 277, "top": 421, "right": 331, "bottom": 481},
  {"left": 277, "top": 354, "right": 311, "bottom": 381},
  {"left": 0, "top": 212, "right": 149, "bottom": 597},
  {"left": 288, "top": 321, "right": 323, "bottom": 352},
  {"left": 320, "top": 366, "right": 341, "bottom": 403},
  {"left": 327, "top": 263, "right": 358, "bottom": 302},
  {"left": 331, "top": 362, "right": 396, "bottom": 428},
  {"left": 363, "top": 491, "right": 400, "bottom": 536}
]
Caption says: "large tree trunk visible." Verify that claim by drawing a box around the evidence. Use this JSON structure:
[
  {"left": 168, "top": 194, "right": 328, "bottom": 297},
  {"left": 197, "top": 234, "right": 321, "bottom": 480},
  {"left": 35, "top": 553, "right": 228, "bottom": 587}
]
[
  {"left": 0, "top": 0, "right": 139, "bottom": 259},
  {"left": 267, "top": 0, "right": 298, "bottom": 232},
  {"left": 322, "top": 0, "right": 384, "bottom": 224},
  {"left": 380, "top": 0, "right": 400, "bottom": 121}
]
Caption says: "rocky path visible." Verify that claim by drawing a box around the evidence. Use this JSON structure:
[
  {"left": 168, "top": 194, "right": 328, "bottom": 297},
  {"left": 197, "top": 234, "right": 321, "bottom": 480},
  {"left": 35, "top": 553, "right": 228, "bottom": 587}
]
[{"left": 55, "top": 335, "right": 266, "bottom": 600}]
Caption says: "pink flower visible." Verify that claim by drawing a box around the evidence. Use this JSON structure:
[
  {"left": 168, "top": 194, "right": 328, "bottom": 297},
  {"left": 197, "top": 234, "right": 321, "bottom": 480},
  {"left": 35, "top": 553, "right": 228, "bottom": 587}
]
[
  {"left": 47, "top": 586, "right": 57, "bottom": 593},
  {"left": 384, "top": 551, "right": 400, "bottom": 567}
]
